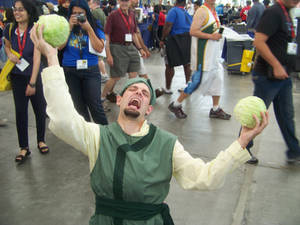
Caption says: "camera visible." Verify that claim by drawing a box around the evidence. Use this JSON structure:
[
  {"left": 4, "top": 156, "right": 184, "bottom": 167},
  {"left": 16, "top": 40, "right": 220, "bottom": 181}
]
[{"left": 76, "top": 13, "right": 86, "bottom": 23}]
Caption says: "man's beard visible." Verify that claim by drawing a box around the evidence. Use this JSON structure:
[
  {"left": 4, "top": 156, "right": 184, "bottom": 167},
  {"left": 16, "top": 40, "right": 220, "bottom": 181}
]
[{"left": 124, "top": 109, "right": 140, "bottom": 118}]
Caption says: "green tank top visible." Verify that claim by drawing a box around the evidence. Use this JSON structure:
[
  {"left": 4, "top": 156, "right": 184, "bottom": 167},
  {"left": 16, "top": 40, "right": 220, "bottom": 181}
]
[{"left": 90, "top": 122, "right": 177, "bottom": 225}]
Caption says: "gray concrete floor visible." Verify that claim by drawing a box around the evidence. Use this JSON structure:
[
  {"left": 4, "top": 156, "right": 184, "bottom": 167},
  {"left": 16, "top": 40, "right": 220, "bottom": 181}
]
[{"left": 1, "top": 52, "right": 300, "bottom": 225}]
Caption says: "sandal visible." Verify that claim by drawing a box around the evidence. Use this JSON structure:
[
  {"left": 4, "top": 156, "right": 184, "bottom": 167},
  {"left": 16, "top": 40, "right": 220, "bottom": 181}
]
[
  {"left": 37, "top": 144, "right": 49, "bottom": 154},
  {"left": 15, "top": 148, "right": 31, "bottom": 163}
]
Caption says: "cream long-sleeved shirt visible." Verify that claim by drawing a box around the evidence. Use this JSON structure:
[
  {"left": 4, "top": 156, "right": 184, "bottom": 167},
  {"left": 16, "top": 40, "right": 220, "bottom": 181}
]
[{"left": 41, "top": 65, "right": 251, "bottom": 191}]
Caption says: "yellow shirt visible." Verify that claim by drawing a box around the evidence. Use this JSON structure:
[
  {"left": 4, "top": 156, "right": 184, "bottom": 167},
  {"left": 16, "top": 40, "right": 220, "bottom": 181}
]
[{"left": 41, "top": 65, "right": 251, "bottom": 191}]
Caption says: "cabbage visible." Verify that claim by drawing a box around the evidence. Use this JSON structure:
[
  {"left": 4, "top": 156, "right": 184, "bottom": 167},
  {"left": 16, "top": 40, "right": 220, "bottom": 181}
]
[
  {"left": 234, "top": 96, "right": 267, "bottom": 128},
  {"left": 37, "top": 14, "right": 70, "bottom": 48}
]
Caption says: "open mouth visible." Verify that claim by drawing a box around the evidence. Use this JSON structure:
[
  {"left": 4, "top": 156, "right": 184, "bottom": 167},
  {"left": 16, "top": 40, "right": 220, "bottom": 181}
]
[{"left": 128, "top": 99, "right": 141, "bottom": 109}]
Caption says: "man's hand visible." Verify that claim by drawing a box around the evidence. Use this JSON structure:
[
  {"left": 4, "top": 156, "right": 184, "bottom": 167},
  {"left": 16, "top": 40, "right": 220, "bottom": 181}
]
[
  {"left": 25, "top": 85, "right": 36, "bottom": 96},
  {"left": 238, "top": 111, "right": 269, "bottom": 149},
  {"left": 144, "top": 49, "right": 151, "bottom": 58},
  {"left": 30, "top": 24, "right": 59, "bottom": 66},
  {"left": 69, "top": 14, "right": 78, "bottom": 30},
  {"left": 107, "top": 54, "right": 114, "bottom": 66},
  {"left": 210, "top": 33, "right": 222, "bottom": 41},
  {"left": 159, "top": 40, "right": 165, "bottom": 49},
  {"left": 8, "top": 52, "right": 20, "bottom": 64},
  {"left": 79, "top": 19, "right": 92, "bottom": 33},
  {"left": 273, "top": 64, "right": 289, "bottom": 80},
  {"left": 139, "top": 49, "right": 147, "bottom": 58}
]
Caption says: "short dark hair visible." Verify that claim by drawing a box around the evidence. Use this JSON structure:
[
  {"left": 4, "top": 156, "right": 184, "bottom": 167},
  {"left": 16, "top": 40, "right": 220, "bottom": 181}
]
[
  {"left": 13, "top": 0, "right": 40, "bottom": 26},
  {"left": 194, "top": 0, "right": 202, "bottom": 6},
  {"left": 176, "top": 0, "right": 186, "bottom": 5}
]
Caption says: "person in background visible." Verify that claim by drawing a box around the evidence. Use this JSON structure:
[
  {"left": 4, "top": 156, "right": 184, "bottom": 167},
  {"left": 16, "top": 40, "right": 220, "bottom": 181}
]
[
  {"left": 30, "top": 22, "right": 269, "bottom": 224},
  {"left": 87, "top": 0, "right": 109, "bottom": 84},
  {"left": 60, "top": 0, "right": 108, "bottom": 125},
  {"left": 151, "top": 5, "right": 160, "bottom": 51},
  {"left": 187, "top": 0, "right": 195, "bottom": 16},
  {"left": 240, "top": 0, "right": 252, "bottom": 22},
  {"left": 242, "top": 0, "right": 300, "bottom": 165},
  {"left": 58, "top": 0, "right": 71, "bottom": 19},
  {"left": 159, "top": 0, "right": 192, "bottom": 95},
  {"left": 263, "top": 0, "right": 271, "bottom": 8},
  {"left": 101, "top": 0, "right": 146, "bottom": 104},
  {"left": 158, "top": 4, "right": 166, "bottom": 40},
  {"left": 194, "top": 0, "right": 203, "bottom": 13},
  {"left": 168, "top": 0, "right": 231, "bottom": 120},
  {"left": 246, "top": 0, "right": 265, "bottom": 38},
  {"left": 4, "top": 0, "right": 48, "bottom": 163}
]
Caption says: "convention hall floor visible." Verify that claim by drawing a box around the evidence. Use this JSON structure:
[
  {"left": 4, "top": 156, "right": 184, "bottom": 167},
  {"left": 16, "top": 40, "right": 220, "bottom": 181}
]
[{"left": 1, "top": 52, "right": 300, "bottom": 225}]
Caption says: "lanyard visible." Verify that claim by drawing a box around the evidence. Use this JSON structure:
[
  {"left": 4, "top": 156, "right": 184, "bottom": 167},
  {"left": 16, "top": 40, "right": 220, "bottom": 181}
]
[
  {"left": 204, "top": 3, "right": 220, "bottom": 28},
  {"left": 277, "top": 0, "right": 295, "bottom": 39},
  {"left": 76, "top": 32, "right": 84, "bottom": 59},
  {"left": 119, "top": 8, "right": 132, "bottom": 32},
  {"left": 17, "top": 27, "right": 27, "bottom": 57}
]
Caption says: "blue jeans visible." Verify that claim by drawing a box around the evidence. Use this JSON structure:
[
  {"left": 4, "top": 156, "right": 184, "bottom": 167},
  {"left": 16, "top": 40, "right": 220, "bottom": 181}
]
[
  {"left": 64, "top": 66, "right": 108, "bottom": 125},
  {"left": 247, "top": 71, "right": 300, "bottom": 159}
]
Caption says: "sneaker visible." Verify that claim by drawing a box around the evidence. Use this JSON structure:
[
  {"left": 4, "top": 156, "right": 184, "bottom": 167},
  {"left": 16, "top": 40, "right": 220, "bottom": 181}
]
[
  {"left": 101, "top": 100, "right": 111, "bottom": 112},
  {"left": 209, "top": 108, "right": 231, "bottom": 120},
  {"left": 155, "top": 88, "right": 164, "bottom": 98},
  {"left": 0, "top": 118, "right": 8, "bottom": 127},
  {"left": 106, "top": 92, "right": 117, "bottom": 103},
  {"left": 168, "top": 102, "right": 187, "bottom": 119},
  {"left": 286, "top": 155, "right": 300, "bottom": 164},
  {"left": 163, "top": 88, "right": 173, "bottom": 95},
  {"left": 246, "top": 155, "right": 259, "bottom": 165}
]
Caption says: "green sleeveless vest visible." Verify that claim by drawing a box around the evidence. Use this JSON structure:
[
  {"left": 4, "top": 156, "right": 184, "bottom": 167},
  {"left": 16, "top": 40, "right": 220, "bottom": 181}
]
[
  {"left": 197, "top": 24, "right": 215, "bottom": 69},
  {"left": 90, "top": 122, "right": 177, "bottom": 225}
]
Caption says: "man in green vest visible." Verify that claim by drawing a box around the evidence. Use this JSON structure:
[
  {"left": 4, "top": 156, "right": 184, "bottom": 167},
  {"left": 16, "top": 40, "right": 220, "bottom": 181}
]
[{"left": 30, "top": 24, "right": 269, "bottom": 225}]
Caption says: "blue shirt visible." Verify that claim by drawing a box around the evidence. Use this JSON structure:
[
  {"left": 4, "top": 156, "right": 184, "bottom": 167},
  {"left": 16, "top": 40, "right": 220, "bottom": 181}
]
[
  {"left": 166, "top": 7, "right": 192, "bottom": 35},
  {"left": 62, "top": 27, "right": 105, "bottom": 67}
]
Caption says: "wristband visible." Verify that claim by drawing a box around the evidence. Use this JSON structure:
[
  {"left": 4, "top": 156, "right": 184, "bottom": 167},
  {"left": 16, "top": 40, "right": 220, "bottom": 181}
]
[{"left": 29, "top": 83, "right": 36, "bottom": 88}]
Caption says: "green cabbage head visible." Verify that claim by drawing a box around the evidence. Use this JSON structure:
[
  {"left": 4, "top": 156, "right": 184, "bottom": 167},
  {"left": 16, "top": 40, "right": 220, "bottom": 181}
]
[
  {"left": 37, "top": 14, "right": 70, "bottom": 48},
  {"left": 234, "top": 96, "right": 267, "bottom": 128}
]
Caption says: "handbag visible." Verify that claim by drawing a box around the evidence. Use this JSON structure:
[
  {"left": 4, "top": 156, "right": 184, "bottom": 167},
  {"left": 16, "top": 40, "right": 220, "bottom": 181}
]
[
  {"left": 147, "top": 24, "right": 152, "bottom": 32},
  {"left": 0, "top": 23, "right": 21, "bottom": 91}
]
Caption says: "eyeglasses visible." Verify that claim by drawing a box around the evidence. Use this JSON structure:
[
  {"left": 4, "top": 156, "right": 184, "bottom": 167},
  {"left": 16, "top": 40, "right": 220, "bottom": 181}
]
[
  {"left": 120, "top": 0, "right": 130, "bottom": 2},
  {"left": 12, "top": 7, "right": 25, "bottom": 12}
]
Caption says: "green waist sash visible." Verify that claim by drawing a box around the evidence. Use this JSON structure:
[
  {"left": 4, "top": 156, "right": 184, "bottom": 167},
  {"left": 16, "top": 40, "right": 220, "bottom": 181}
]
[{"left": 95, "top": 196, "right": 174, "bottom": 225}]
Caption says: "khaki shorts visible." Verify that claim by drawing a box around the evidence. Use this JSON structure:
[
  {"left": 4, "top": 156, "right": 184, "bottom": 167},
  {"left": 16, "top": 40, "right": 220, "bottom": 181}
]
[{"left": 109, "top": 44, "right": 140, "bottom": 78}]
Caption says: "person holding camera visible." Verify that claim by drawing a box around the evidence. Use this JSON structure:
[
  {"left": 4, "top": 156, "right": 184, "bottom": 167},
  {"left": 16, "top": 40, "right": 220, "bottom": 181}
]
[{"left": 60, "top": 0, "right": 108, "bottom": 125}]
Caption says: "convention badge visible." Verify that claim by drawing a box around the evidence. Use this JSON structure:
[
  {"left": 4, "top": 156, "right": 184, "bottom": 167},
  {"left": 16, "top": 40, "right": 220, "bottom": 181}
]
[
  {"left": 76, "top": 59, "right": 88, "bottom": 70},
  {"left": 125, "top": 33, "right": 133, "bottom": 42},
  {"left": 16, "top": 58, "right": 29, "bottom": 72},
  {"left": 287, "top": 42, "right": 298, "bottom": 55}
]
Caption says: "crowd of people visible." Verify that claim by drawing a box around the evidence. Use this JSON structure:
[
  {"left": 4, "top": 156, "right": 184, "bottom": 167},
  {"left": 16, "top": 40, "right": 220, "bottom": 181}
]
[
  {"left": 0, "top": 0, "right": 300, "bottom": 223},
  {"left": 0, "top": 0, "right": 299, "bottom": 164}
]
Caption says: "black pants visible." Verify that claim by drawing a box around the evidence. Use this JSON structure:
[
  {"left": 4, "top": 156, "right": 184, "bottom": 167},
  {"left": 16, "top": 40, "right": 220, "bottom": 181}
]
[
  {"left": 64, "top": 66, "right": 108, "bottom": 125},
  {"left": 11, "top": 73, "right": 46, "bottom": 148}
]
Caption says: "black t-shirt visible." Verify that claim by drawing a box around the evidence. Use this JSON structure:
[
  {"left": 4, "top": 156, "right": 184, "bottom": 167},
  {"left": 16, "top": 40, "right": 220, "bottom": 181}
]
[{"left": 254, "top": 3, "right": 294, "bottom": 74}]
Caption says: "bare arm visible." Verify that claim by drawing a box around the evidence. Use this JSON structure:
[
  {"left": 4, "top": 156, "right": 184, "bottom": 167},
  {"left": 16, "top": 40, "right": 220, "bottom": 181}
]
[
  {"left": 190, "top": 7, "right": 221, "bottom": 41},
  {"left": 133, "top": 32, "right": 146, "bottom": 57},
  {"left": 25, "top": 47, "right": 41, "bottom": 96},
  {"left": 4, "top": 38, "right": 20, "bottom": 64},
  {"left": 253, "top": 32, "right": 288, "bottom": 79},
  {"left": 105, "top": 34, "right": 113, "bottom": 66}
]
